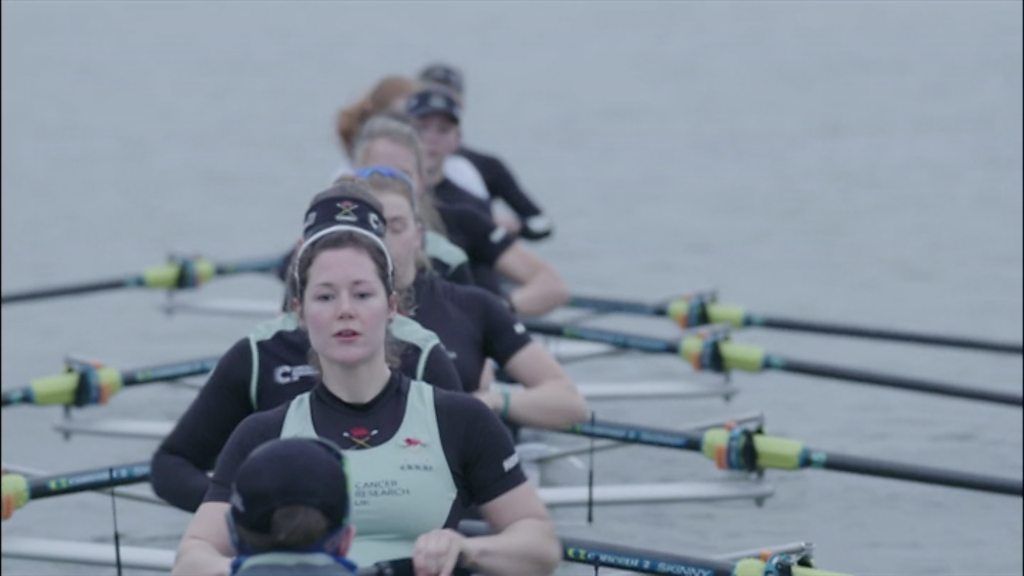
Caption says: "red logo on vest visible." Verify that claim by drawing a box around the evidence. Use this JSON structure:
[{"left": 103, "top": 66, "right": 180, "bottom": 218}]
[{"left": 402, "top": 437, "right": 427, "bottom": 449}]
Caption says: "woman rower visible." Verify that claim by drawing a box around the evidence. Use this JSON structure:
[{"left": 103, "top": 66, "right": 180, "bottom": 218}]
[
  {"left": 352, "top": 162, "right": 588, "bottom": 428},
  {"left": 334, "top": 75, "right": 418, "bottom": 174},
  {"left": 151, "top": 183, "right": 463, "bottom": 513},
  {"left": 173, "top": 185, "right": 561, "bottom": 576},
  {"left": 334, "top": 76, "right": 474, "bottom": 286},
  {"left": 367, "top": 104, "right": 568, "bottom": 317},
  {"left": 418, "top": 62, "right": 554, "bottom": 241}
]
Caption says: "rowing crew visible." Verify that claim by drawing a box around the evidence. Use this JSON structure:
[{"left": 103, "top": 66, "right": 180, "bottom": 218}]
[
  {"left": 153, "top": 116, "right": 588, "bottom": 506},
  {"left": 337, "top": 63, "right": 554, "bottom": 243},
  {"left": 173, "top": 181, "right": 568, "bottom": 575}
]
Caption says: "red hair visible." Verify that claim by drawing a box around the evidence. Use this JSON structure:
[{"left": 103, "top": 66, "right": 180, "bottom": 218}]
[{"left": 336, "top": 76, "right": 419, "bottom": 158}]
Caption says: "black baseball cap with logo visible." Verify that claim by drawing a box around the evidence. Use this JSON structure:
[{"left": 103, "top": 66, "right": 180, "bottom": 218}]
[
  {"left": 405, "top": 88, "right": 461, "bottom": 125},
  {"left": 419, "top": 63, "right": 464, "bottom": 95}
]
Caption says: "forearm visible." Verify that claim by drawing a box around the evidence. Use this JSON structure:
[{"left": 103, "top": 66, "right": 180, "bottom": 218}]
[
  {"left": 461, "top": 518, "right": 560, "bottom": 576},
  {"left": 508, "top": 268, "right": 568, "bottom": 317},
  {"left": 172, "top": 538, "right": 232, "bottom": 576},
  {"left": 498, "top": 380, "right": 589, "bottom": 429},
  {"left": 150, "top": 449, "right": 211, "bottom": 511}
]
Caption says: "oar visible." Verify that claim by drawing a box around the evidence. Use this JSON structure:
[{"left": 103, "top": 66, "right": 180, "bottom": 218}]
[
  {"left": 2, "top": 462, "right": 165, "bottom": 507},
  {"left": 559, "top": 419, "right": 1023, "bottom": 497},
  {"left": 1, "top": 356, "right": 219, "bottom": 408},
  {"left": 523, "top": 320, "right": 1023, "bottom": 407},
  {"left": 568, "top": 293, "right": 1024, "bottom": 355},
  {"left": 1, "top": 253, "right": 288, "bottom": 305},
  {"left": 3, "top": 461, "right": 151, "bottom": 520},
  {"left": 458, "top": 520, "right": 847, "bottom": 576}
]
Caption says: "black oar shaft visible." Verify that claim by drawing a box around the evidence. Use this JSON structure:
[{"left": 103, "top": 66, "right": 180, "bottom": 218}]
[
  {"left": 560, "top": 535, "right": 734, "bottom": 576},
  {"left": 754, "top": 314, "right": 1023, "bottom": 355},
  {"left": 568, "top": 419, "right": 704, "bottom": 451},
  {"left": 568, "top": 292, "right": 1022, "bottom": 355},
  {"left": 811, "top": 450, "right": 1023, "bottom": 496},
  {"left": 1, "top": 278, "right": 129, "bottom": 304},
  {"left": 523, "top": 319, "right": 677, "bottom": 354},
  {"left": 2, "top": 355, "right": 221, "bottom": 408},
  {"left": 528, "top": 320, "right": 1020, "bottom": 407},
  {"left": 566, "top": 421, "right": 1024, "bottom": 497},
  {"left": 214, "top": 254, "right": 288, "bottom": 276},
  {"left": 2, "top": 253, "right": 288, "bottom": 306},
  {"left": 119, "top": 357, "right": 219, "bottom": 387},
  {"left": 770, "top": 356, "right": 1023, "bottom": 407},
  {"left": 458, "top": 520, "right": 734, "bottom": 576},
  {"left": 567, "top": 295, "right": 666, "bottom": 317},
  {"left": 27, "top": 462, "right": 151, "bottom": 500}
]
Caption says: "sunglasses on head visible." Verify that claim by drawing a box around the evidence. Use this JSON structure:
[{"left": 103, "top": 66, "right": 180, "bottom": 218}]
[{"left": 354, "top": 165, "right": 415, "bottom": 190}]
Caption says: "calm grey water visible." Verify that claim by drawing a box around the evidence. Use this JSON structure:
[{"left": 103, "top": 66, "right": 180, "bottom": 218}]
[{"left": 2, "top": 2, "right": 1021, "bottom": 575}]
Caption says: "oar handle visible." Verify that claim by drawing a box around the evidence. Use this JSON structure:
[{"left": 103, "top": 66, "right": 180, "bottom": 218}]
[
  {"left": 807, "top": 449, "right": 1023, "bottom": 497},
  {"left": 768, "top": 355, "right": 1024, "bottom": 407},
  {"left": 752, "top": 314, "right": 1023, "bottom": 355}
]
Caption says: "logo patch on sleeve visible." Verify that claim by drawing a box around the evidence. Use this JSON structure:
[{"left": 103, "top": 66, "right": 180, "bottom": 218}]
[
  {"left": 502, "top": 452, "right": 520, "bottom": 472},
  {"left": 489, "top": 228, "right": 508, "bottom": 244}
]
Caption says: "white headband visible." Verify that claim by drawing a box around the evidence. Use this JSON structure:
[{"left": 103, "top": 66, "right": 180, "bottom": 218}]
[{"left": 293, "top": 224, "right": 394, "bottom": 295}]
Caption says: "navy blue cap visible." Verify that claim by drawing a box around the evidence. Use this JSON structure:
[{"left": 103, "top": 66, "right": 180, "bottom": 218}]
[
  {"left": 419, "top": 63, "right": 464, "bottom": 95},
  {"left": 229, "top": 438, "right": 349, "bottom": 534},
  {"left": 405, "top": 88, "right": 461, "bottom": 124}
]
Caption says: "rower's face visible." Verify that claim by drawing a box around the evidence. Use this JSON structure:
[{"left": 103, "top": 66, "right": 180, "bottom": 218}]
[
  {"left": 377, "top": 192, "right": 422, "bottom": 291},
  {"left": 301, "top": 247, "right": 396, "bottom": 368},
  {"left": 414, "top": 114, "right": 460, "bottom": 176},
  {"left": 357, "top": 139, "right": 424, "bottom": 197}
]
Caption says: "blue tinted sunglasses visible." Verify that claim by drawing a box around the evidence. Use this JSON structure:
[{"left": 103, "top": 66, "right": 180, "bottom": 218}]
[{"left": 354, "top": 165, "right": 415, "bottom": 191}]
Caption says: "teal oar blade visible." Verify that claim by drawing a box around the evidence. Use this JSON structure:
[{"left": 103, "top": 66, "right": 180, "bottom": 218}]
[
  {"left": 559, "top": 419, "right": 1023, "bottom": 497},
  {"left": 458, "top": 520, "right": 848, "bottom": 576},
  {"left": 566, "top": 293, "right": 1023, "bottom": 355},
  {"left": 1, "top": 356, "right": 219, "bottom": 408},
  {"left": 1, "top": 252, "right": 288, "bottom": 305},
  {"left": 3, "top": 461, "right": 151, "bottom": 520}
]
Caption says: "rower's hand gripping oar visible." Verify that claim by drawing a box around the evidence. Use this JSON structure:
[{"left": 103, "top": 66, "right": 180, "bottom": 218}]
[
  {"left": 0, "top": 252, "right": 289, "bottom": 305},
  {"left": 522, "top": 320, "right": 1023, "bottom": 407},
  {"left": 568, "top": 291, "right": 1024, "bottom": 355},
  {"left": 565, "top": 419, "right": 1023, "bottom": 497},
  {"left": 1, "top": 356, "right": 219, "bottom": 408},
  {"left": 458, "top": 519, "right": 849, "bottom": 576},
  {"left": 2, "top": 461, "right": 151, "bottom": 520}
]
